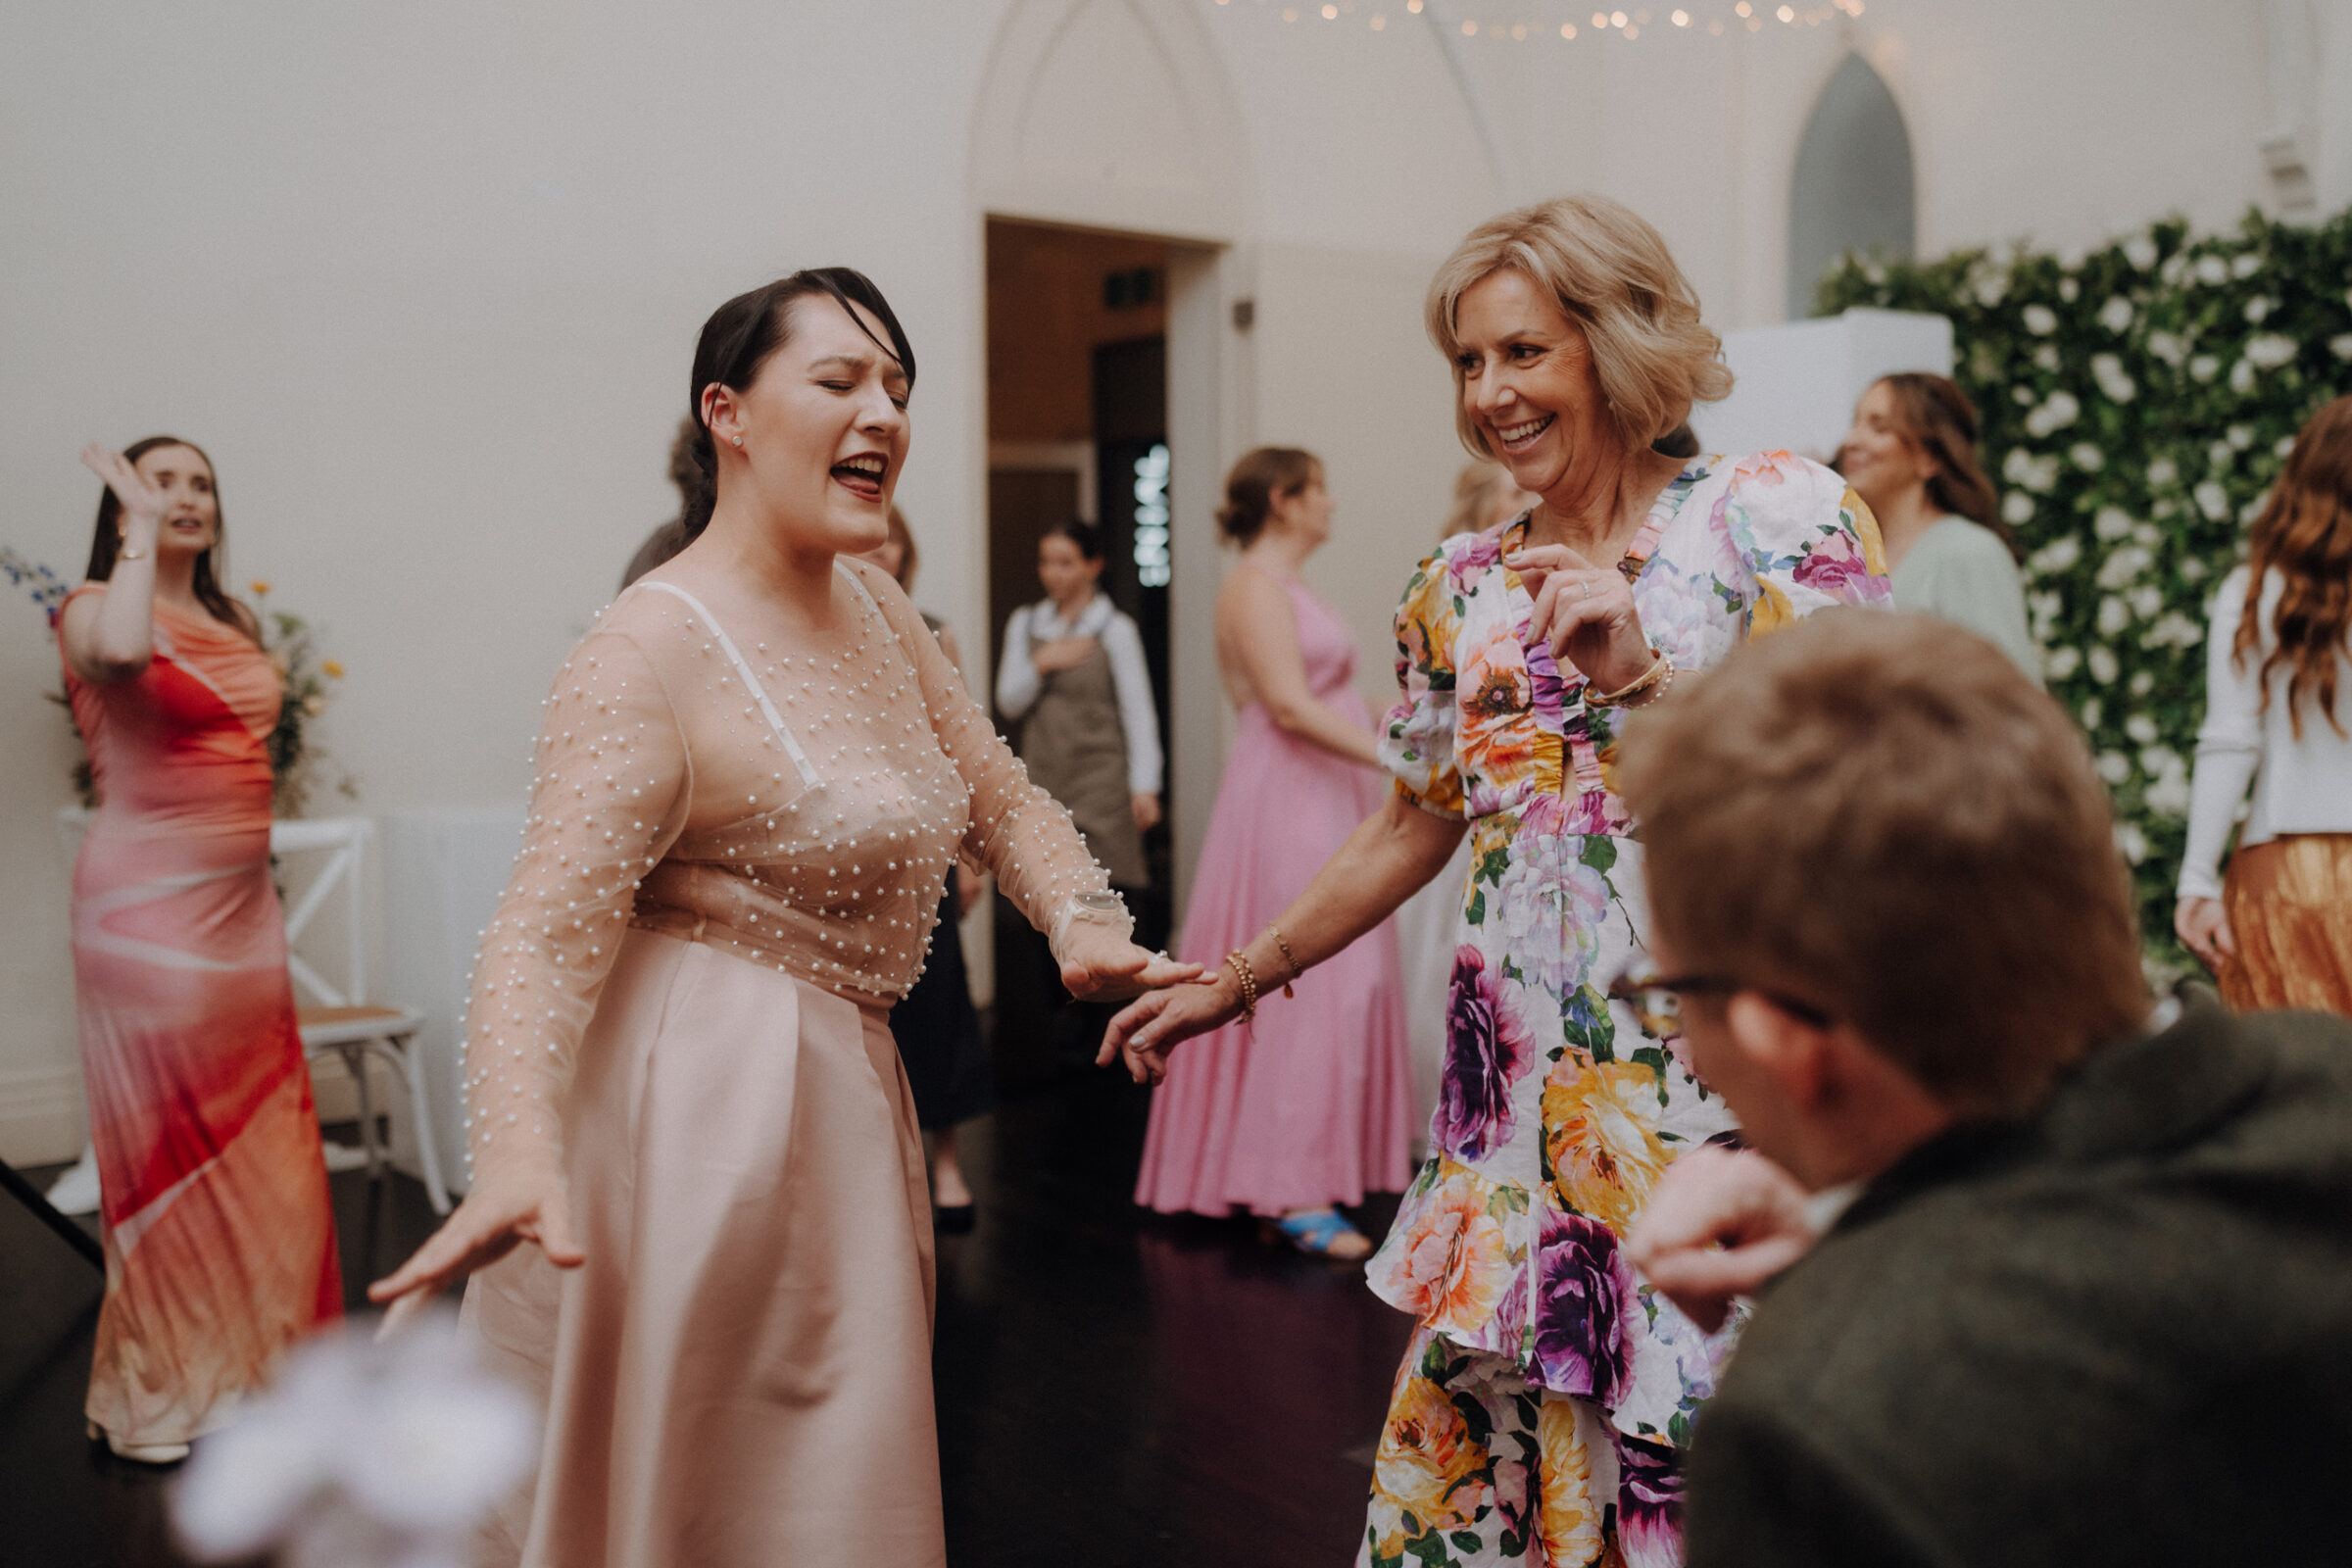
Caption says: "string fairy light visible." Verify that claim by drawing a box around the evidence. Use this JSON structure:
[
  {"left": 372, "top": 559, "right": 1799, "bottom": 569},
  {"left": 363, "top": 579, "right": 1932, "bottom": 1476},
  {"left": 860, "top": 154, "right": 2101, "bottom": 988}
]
[{"left": 1215, "top": 0, "right": 1862, "bottom": 44}]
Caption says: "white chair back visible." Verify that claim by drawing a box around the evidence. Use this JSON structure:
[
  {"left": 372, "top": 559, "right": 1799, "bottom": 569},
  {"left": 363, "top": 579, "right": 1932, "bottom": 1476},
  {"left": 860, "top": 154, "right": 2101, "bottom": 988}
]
[{"left": 270, "top": 815, "right": 374, "bottom": 1010}]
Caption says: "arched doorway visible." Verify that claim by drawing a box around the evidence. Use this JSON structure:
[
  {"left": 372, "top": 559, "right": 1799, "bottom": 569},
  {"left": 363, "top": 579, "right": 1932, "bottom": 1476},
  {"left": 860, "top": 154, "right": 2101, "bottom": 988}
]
[{"left": 1787, "top": 52, "right": 1916, "bottom": 319}]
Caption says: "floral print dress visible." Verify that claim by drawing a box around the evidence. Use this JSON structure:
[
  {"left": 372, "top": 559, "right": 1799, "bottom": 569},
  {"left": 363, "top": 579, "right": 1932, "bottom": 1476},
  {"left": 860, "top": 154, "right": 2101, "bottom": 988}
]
[{"left": 1358, "top": 452, "right": 1888, "bottom": 1568}]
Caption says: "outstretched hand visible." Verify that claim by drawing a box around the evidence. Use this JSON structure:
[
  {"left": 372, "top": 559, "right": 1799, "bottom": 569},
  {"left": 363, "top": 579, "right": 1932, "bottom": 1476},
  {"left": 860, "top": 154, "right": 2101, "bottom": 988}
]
[
  {"left": 1505, "top": 543, "right": 1654, "bottom": 694},
  {"left": 1097, "top": 973, "right": 1245, "bottom": 1085},
  {"left": 79, "top": 444, "right": 169, "bottom": 537},
  {"left": 367, "top": 1164, "right": 583, "bottom": 1339},
  {"left": 1055, "top": 923, "right": 1201, "bottom": 1005},
  {"left": 1624, "top": 1146, "right": 1819, "bottom": 1333}
]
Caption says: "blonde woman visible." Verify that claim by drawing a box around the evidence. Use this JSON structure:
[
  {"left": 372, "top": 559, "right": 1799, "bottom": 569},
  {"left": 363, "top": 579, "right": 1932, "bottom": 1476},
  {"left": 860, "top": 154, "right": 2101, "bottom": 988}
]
[{"left": 1104, "top": 196, "right": 1889, "bottom": 1568}]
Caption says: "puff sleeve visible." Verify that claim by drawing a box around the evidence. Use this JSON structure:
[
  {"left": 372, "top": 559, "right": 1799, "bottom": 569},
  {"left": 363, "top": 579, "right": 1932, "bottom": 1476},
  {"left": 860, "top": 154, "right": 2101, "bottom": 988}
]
[{"left": 1724, "top": 451, "right": 1894, "bottom": 637}]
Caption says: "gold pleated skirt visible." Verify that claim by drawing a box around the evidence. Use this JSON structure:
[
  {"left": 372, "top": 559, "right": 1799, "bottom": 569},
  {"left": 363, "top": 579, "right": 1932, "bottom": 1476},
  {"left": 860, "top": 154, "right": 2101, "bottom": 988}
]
[{"left": 2220, "top": 833, "right": 2352, "bottom": 1016}]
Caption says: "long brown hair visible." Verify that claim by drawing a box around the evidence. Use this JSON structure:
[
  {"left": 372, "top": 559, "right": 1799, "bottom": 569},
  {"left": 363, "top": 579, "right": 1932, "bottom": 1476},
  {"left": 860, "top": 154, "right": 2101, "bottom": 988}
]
[
  {"left": 85, "top": 435, "right": 253, "bottom": 638},
  {"left": 1216, "top": 447, "right": 1319, "bottom": 546},
  {"left": 2235, "top": 394, "right": 2352, "bottom": 739},
  {"left": 1872, "top": 373, "right": 2014, "bottom": 559}
]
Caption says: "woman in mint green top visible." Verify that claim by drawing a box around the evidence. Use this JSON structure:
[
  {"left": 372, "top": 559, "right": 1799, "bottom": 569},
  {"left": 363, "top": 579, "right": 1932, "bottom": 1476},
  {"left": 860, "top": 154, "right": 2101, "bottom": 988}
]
[{"left": 1838, "top": 372, "right": 2041, "bottom": 677}]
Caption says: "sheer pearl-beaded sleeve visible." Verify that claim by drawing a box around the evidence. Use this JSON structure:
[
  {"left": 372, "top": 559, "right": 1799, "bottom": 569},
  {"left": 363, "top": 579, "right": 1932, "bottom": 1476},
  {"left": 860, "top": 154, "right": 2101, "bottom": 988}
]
[
  {"left": 462, "top": 627, "right": 691, "bottom": 1186},
  {"left": 846, "top": 558, "right": 1115, "bottom": 953}
]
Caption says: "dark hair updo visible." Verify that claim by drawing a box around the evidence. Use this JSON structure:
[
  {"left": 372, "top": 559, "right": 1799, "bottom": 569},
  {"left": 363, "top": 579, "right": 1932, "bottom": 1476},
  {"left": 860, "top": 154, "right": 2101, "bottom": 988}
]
[
  {"left": 1215, "top": 446, "right": 1319, "bottom": 546},
  {"left": 1041, "top": 517, "right": 1105, "bottom": 562},
  {"left": 682, "top": 267, "right": 917, "bottom": 539}
]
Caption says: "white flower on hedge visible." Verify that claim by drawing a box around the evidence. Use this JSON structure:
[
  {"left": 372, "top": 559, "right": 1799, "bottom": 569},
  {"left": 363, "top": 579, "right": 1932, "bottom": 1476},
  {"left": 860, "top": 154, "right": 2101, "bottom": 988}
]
[
  {"left": 2088, "top": 645, "right": 2121, "bottom": 684},
  {"left": 2097, "top": 296, "right": 2134, "bottom": 333},
  {"left": 2194, "top": 481, "right": 2230, "bottom": 521},
  {"left": 2071, "top": 442, "right": 2105, "bottom": 472},
  {"left": 2147, "top": 455, "right": 2179, "bottom": 485},
  {"left": 2029, "top": 534, "right": 2082, "bottom": 574},
  {"left": 2083, "top": 698, "right": 2106, "bottom": 729},
  {"left": 2129, "top": 582, "right": 2164, "bottom": 619},
  {"left": 2044, "top": 645, "right": 2082, "bottom": 679},
  {"left": 2277, "top": 434, "right": 2301, "bottom": 458},
  {"left": 2095, "top": 750, "right": 2132, "bottom": 785},
  {"left": 2161, "top": 253, "right": 2189, "bottom": 285},
  {"left": 2092, "top": 508, "right": 2135, "bottom": 541},
  {"left": 2124, "top": 714, "right": 2160, "bottom": 745},
  {"left": 2129, "top": 670, "right": 2155, "bottom": 697},
  {"left": 2013, "top": 384, "right": 2037, "bottom": 406},
  {"left": 2240, "top": 488, "right": 2273, "bottom": 524},
  {"left": 2002, "top": 490, "right": 2036, "bottom": 526},
  {"left": 2193, "top": 254, "right": 2230, "bottom": 285},
  {"left": 2029, "top": 592, "right": 2063, "bottom": 640},
  {"left": 2147, "top": 331, "right": 2187, "bottom": 367},
  {"left": 2180, "top": 558, "right": 2208, "bottom": 583},
  {"left": 2140, "top": 744, "right": 2185, "bottom": 777},
  {"left": 2208, "top": 440, "right": 2236, "bottom": 470},
  {"left": 2003, "top": 447, "right": 2062, "bottom": 492},
  {"left": 2188, "top": 354, "right": 2221, "bottom": 382},
  {"left": 2114, "top": 821, "right": 2150, "bottom": 865},
  {"left": 2228, "top": 423, "right": 2255, "bottom": 450},
  {"left": 2132, "top": 520, "right": 2163, "bottom": 548},
  {"left": 2090, "top": 353, "right": 2136, "bottom": 402},
  {"left": 1974, "top": 273, "right": 2008, "bottom": 308},
  {"left": 2231, "top": 252, "right": 2261, "bottom": 279},
  {"left": 2022, "top": 391, "right": 2081, "bottom": 438},
  {"left": 2141, "top": 612, "right": 2205, "bottom": 649},
  {"left": 2244, "top": 333, "right": 2297, "bottom": 369},
  {"left": 2230, "top": 358, "right": 2257, "bottom": 394},
  {"left": 2144, "top": 772, "right": 2193, "bottom": 817},
  {"left": 2023, "top": 303, "right": 2059, "bottom": 335},
  {"left": 2096, "top": 544, "right": 2152, "bottom": 588},
  {"left": 2244, "top": 296, "right": 2274, "bottom": 323},
  {"left": 2033, "top": 343, "right": 2061, "bottom": 372},
  {"left": 2096, "top": 597, "right": 2131, "bottom": 636},
  {"left": 2125, "top": 234, "right": 2159, "bottom": 270},
  {"left": 2331, "top": 333, "right": 2352, "bottom": 361}
]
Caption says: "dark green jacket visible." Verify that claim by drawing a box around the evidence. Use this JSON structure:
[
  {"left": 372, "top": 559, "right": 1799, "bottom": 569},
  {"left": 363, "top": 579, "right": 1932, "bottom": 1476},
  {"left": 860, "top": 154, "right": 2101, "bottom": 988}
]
[{"left": 1686, "top": 994, "right": 2352, "bottom": 1567}]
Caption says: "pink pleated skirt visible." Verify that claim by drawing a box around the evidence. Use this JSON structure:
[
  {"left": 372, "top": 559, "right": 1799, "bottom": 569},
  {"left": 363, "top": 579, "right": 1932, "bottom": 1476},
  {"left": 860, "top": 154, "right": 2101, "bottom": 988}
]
[{"left": 465, "top": 929, "right": 943, "bottom": 1567}]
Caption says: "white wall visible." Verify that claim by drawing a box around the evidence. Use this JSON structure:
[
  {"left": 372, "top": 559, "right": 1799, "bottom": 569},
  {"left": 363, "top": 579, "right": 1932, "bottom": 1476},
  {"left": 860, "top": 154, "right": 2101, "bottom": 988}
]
[{"left": 0, "top": 0, "right": 2311, "bottom": 1160}]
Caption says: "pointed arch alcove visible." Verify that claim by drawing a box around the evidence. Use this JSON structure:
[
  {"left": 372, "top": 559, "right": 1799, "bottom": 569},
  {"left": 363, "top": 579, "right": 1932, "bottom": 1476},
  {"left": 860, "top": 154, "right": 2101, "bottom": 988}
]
[{"left": 1787, "top": 52, "right": 1917, "bottom": 319}]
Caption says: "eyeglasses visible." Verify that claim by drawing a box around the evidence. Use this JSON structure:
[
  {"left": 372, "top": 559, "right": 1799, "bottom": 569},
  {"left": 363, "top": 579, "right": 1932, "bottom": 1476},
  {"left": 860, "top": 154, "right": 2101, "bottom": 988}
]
[{"left": 1601, "top": 956, "right": 1834, "bottom": 1031}]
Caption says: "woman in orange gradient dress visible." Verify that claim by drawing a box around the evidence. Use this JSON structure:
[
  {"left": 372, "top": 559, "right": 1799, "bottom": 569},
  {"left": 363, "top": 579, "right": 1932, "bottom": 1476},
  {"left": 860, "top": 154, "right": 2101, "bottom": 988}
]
[{"left": 58, "top": 438, "right": 341, "bottom": 1463}]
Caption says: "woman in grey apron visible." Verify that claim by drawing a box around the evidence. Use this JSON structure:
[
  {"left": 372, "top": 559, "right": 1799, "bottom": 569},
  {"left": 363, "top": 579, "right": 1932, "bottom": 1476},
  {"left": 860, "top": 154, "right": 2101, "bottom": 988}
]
[{"left": 997, "top": 519, "right": 1164, "bottom": 1065}]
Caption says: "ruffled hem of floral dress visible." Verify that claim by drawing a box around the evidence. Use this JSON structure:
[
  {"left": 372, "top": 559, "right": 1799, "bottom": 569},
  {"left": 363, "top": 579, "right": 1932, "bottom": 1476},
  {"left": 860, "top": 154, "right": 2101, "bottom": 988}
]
[{"left": 1365, "top": 1155, "right": 1738, "bottom": 1448}]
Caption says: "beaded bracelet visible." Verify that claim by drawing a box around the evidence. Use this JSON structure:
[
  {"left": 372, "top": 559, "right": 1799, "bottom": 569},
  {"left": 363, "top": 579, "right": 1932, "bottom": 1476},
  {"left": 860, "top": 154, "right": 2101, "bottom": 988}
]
[
  {"left": 1224, "top": 951, "right": 1261, "bottom": 1020},
  {"left": 1586, "top": 648, "right": 1673, "bottom": 710}
]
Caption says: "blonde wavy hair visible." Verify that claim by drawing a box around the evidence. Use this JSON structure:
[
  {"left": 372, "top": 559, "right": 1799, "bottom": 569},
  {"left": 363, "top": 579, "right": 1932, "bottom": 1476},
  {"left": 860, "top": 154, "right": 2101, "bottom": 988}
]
[{"left": 1427, "top": 195, "right": 1733, "bottom": 457}]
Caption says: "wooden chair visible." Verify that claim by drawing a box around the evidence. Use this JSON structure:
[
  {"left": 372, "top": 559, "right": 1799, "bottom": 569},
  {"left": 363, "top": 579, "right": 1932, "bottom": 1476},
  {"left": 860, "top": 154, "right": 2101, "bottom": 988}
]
[{"left": 274, "top": 816, "right": 452, "bottom": 1214}]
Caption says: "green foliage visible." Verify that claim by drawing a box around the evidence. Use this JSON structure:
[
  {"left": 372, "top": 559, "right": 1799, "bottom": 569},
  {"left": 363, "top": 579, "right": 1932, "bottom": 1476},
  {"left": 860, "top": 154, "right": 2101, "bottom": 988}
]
[{"left": 1816, "top": 207, "right": 2352, "bottom": 967}]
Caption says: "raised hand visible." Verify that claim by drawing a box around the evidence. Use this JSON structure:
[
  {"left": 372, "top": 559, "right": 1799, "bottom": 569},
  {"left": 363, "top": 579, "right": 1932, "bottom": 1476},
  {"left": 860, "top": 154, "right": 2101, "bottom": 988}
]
[
  {"left": 1624, "top": 1146, "right": 1818, "bottom": 1333},
  {"left": 1505, "top": 543, "right": 1654, "bottom": 694},
  {"left": 367, "top": 1163, "right": 584, "bottom": 1337},
  {"left": 79, "top": 444, "right": 169, "bottom": 544},
  {"left": 1054, "top": 922, "right": 1201, "bottom": 1005}
]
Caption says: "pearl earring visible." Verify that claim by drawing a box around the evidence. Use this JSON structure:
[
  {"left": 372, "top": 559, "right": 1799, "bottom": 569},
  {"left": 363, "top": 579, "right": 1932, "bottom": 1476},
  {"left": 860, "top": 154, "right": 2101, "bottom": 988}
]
[{"left": 732, "top": 435, "right": 744, "bottom": 448}]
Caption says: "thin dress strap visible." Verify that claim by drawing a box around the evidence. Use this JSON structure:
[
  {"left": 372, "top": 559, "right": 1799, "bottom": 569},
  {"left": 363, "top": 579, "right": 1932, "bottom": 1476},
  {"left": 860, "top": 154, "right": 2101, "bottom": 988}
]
[{"left": 629, "top": 580, "right": 820, "bottom": 789}]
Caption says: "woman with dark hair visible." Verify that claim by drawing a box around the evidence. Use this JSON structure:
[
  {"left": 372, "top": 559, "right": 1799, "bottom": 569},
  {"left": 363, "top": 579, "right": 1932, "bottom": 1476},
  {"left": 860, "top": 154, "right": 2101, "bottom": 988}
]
[
  {"left": 59, "top": 438, "right": 342, "bottom": 1463},
  {"left": 1131, "top": 447, "right": 1412, "bottom": 1254},
  {"left": 995, "top": 517, "right": 1164, "bottom": 886},
  {"left": 2177, "top": 393, "right": 2352, "bottom": 1014},
  {"left": 372, "top": 269, "right": 1191, "bottom": 1566},
  {"left": 1838, "top": 372, "right": 2038, "bottom": 675},
  {"left": 862, "top": 506, "right": 993, "bottom": 1227}
]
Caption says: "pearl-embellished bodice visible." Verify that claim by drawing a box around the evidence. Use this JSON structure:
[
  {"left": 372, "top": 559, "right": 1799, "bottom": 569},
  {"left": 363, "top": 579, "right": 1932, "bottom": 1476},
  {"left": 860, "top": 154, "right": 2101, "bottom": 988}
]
[{"left": 464, "top": 555, "right": 1111, "bottom": 1180}]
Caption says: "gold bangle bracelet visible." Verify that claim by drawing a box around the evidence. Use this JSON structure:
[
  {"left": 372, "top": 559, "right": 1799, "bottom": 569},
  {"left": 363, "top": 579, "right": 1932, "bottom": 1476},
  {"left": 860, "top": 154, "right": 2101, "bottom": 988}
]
[
  {"left": 1587, "top": 649, "right": 1670, "bottom": 710},
  {"left": 1224, "top": 951, "right": 1260, "bottom": 1021}
]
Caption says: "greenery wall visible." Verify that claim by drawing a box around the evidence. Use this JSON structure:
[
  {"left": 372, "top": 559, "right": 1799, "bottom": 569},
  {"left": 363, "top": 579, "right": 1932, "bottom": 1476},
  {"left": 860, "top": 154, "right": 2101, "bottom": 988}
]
[{"left": 1816, "top": 208, "right": 2352, "bottom": 965}]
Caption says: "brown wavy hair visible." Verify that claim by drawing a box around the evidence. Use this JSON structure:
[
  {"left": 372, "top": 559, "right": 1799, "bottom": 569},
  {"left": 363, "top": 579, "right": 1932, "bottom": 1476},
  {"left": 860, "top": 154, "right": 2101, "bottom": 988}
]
[
  {"left": 1216, "top": 447, "right": 1319, "bottom": 546},
  {"left": 1870, "top": 373, "right": 2014, "bottom": 559},
  {"left": 2235, "top": 393, "right": 2352, "bottom": 739},
  {"left": 85, "top": 435, "right": 254, "bottom": 640}
]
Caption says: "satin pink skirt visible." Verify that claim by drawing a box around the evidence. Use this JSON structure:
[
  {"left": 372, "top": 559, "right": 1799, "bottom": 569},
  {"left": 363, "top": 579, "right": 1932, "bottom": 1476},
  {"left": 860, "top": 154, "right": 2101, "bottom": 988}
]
[{"left": 466, "top": 930, "right": 942, "bottom": 1567}]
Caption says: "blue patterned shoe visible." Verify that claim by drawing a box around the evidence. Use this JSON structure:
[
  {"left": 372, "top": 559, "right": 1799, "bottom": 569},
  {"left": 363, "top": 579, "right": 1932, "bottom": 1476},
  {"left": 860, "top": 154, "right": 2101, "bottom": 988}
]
[{"left": 1267, "top": 1207, "right": 1371, "bottom": 1260}]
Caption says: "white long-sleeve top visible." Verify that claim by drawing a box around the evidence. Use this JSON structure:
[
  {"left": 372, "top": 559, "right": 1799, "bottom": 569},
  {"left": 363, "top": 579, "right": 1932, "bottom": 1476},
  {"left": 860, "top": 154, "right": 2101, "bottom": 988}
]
[
  {"left": 994, "top": 593, "right": 1164, "bottom": 796},
  {"left": 2177, "top": 564, "right": 2352, "bottom": 900}
]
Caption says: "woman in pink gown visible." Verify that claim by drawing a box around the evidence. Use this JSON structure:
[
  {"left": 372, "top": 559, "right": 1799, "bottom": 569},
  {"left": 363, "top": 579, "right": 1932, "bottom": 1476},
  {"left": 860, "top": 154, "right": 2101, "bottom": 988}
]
[
  {"left": 1133, "top": 446, "right": 1413, "bottom": 1255},
  {"left": 59, "top": 438, "right": 342, "bottom": 1463},
  {"left": 370, "top": 270, "right": 1192, "bottom": 1567}
]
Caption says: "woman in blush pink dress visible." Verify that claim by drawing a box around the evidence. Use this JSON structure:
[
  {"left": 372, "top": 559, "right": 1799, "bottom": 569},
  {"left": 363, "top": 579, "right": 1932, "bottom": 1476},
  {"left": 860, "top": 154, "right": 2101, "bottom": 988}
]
[
  {"left": 60, "top": 437, "right": 342, "bottom": 1464},
  {"left": 1133, "top": 447, "right": 1412, "bottom": 1256}
]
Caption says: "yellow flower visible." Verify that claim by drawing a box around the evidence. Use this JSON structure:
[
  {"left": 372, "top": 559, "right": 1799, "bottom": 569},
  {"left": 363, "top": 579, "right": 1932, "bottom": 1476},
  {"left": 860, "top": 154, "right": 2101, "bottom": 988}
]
[
  {"left": 1373, "top": 1374, "right": 1485, "bottom": 1533},
  {"left": 249, "top": 578, "right": 271, "bottom": 596},
  {"left": 1537, "top": 1396, "right": 1604, "bottom": 1565},
  {"left": 1543, "top": 1055, "right": 1673, "bottom": 1234},
  {"left": 1747, "top": 575, "right": 1795, "bottom": 637},
  {"left": 321, "top": 659, "right": 345, "bottom": 679},
  {"left": 1847, "top": 484, "right": 1890, "bottom": 577}
]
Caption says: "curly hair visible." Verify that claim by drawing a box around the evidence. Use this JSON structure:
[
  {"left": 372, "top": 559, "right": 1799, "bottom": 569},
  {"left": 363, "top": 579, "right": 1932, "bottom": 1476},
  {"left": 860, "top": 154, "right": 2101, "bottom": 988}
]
[{"left": 2235, "top": 393, "right": 2352, "bottom": 739}]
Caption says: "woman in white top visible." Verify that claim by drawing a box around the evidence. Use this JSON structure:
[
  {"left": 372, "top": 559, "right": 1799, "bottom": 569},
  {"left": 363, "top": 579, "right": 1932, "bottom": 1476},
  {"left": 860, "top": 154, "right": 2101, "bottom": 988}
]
[
  {"left": 2176, "top": 394, "right": 2352, "bottom": 1014},
  {"left": 995, "top": 519, "right": 1163, "bottom": 889},
  {"left": 1838, "top": 372, "right": 2040, "bottom": 676}
]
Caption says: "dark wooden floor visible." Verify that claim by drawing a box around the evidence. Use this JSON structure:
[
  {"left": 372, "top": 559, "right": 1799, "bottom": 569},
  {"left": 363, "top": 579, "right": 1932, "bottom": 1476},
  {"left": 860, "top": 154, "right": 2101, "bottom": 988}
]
[{"left": 4, "top": 1081, "right": 1409, "bottom": 1567}]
